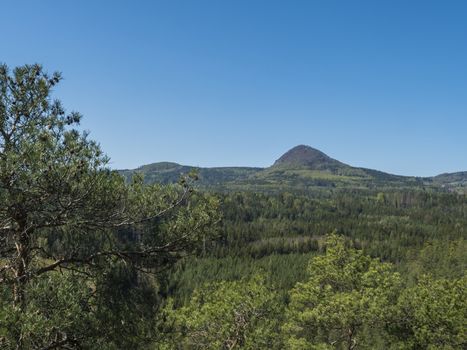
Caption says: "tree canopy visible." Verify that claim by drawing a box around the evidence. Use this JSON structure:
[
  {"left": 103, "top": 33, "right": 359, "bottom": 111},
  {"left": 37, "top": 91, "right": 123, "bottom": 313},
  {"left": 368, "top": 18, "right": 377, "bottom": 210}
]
[
  {"left": 158, "top": 274, "right": 282, "bottom": 350},
  {"left": 283, "top": 234, "right": 402, "bottom": 349}
]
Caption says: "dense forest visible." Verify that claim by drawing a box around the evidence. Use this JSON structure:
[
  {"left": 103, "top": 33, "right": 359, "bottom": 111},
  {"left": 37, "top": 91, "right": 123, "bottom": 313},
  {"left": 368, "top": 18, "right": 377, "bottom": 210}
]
[{"left": 0, "top": 65, "right": 465, "bottom": 349}]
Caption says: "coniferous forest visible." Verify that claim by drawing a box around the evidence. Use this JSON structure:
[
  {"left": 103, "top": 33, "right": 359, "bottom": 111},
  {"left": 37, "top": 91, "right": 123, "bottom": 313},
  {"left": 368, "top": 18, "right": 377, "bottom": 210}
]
[{"left": 0, "top": 65, "right": 466, "bottom": 349}]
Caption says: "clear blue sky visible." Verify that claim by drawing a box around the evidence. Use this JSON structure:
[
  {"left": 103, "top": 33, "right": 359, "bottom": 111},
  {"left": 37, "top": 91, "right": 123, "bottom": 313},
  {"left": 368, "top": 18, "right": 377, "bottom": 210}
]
[{"left": 1, "top": 0, "right": 466, "bottom": 176}]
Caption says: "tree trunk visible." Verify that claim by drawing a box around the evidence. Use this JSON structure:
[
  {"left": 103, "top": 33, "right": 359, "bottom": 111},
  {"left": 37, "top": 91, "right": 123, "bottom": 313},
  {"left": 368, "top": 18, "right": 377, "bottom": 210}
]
[
  {"left": 12, "top": 226, "right": 30, "bottom": 350},
  {"left": 13, "top": 229, "right": 30, "bottom": 309},
  {"left": 347, "top": 328, "right": 357, "bottom": 350}
]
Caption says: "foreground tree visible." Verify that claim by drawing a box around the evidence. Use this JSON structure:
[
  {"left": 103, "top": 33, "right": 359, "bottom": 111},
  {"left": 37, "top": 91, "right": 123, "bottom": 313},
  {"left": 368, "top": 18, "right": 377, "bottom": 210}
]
[
  {"left": 0, "top": 64, "right": 219, "bottom": 349},
  {"left": 283, "top": 234, "right": 402, "bottom": 349},
  {"left": 158, "top": 274, "right": 282, "bottom": 349},
  {"left": 390, "top": 275, "right": 467, "bottom": 349}
]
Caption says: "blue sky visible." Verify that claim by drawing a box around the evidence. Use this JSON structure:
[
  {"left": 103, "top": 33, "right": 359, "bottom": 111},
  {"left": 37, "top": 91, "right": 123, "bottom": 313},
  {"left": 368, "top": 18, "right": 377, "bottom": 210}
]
[{"left": 1, "top": 0, "right": 466, "bottom": 176}]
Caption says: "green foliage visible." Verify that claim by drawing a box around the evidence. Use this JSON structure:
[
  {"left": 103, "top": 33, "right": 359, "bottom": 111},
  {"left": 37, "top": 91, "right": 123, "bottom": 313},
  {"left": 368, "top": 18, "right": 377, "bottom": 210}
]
[
  {"left": 160, "top": 188, "right": 466, "bottom": 349},
  {"left": 403, "top": 239, "right": 467, "bottom": 283},
  {"left": 158, "top": 274, "right": 282, "bottom": 349},
  {"left": 283, "top": 234, "right": 402, "bottom": 349},
  {"left": 215, "top": 190, "right": 467, "bottom": 262},
  {"left": 390, "top": 275, "right": 467, "bottom": 349},
  {"left": 168, "top": 253, "right": 314, "bottom": 304},
  {"left": 0, "top": 271, "right": 96, "bottom": 348},
  {"left": 90, "top": 263, "right": 161, "bottom": 349},
  {"left": 0, "top": 64, "right": 220, "bottom": 349}
]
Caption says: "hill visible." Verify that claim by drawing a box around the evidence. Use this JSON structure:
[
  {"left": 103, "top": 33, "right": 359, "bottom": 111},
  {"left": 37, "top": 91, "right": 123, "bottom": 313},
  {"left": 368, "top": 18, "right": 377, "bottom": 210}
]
[
  {"left": 272, "top": 145, "right": 349, "bottom": 171},
  {"left": 120, "top": 162, "right": 261, "bottom": 188},
  {"left": 119, "top": 145, "right": 465, "bottom": 193},
  {"left": 431, "top": 171, "right": 467, "bottom": 193}
]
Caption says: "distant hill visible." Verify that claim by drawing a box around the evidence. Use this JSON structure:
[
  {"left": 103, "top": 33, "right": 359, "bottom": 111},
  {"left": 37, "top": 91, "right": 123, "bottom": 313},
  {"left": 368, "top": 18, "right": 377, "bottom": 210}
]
[
  {"left": 272, "top": 145, "right": 348, "bottom": 171},
  {"left": 433, "top": 171, "right": 467, "bottom": 184},
  {"left": 120, "top": 162, "right": 261, "bottom": 187},
  {"left": 119, "top": 145, "right": 465, "bottom": 194},
  {"left": 431, "top": 171, "right": 467, "bottom": 193}
]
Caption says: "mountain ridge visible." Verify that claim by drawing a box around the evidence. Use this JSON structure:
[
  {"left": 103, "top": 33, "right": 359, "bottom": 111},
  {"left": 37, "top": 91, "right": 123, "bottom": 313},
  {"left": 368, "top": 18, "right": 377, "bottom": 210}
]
[{"left": 119, "top": 145, "right": 467, "bottom": 194}]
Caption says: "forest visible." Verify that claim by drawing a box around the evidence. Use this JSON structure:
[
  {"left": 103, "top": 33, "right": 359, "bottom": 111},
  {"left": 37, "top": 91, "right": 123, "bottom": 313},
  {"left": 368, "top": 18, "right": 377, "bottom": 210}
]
[{"left": 0, "top": 65, "right": 465, "bottom": 349}]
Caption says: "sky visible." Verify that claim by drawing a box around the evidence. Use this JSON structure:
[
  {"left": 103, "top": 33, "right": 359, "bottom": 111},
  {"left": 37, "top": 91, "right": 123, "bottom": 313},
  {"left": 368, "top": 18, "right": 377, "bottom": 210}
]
[{"left": 1, "top": 0, "right": 466, "bottom": 176}]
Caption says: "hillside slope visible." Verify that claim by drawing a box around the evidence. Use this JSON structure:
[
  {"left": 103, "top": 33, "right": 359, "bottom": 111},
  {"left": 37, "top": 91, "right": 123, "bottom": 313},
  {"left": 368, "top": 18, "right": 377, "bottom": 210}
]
[{"left": 119, "top": 145, "right": 464, "bottom": 193}]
